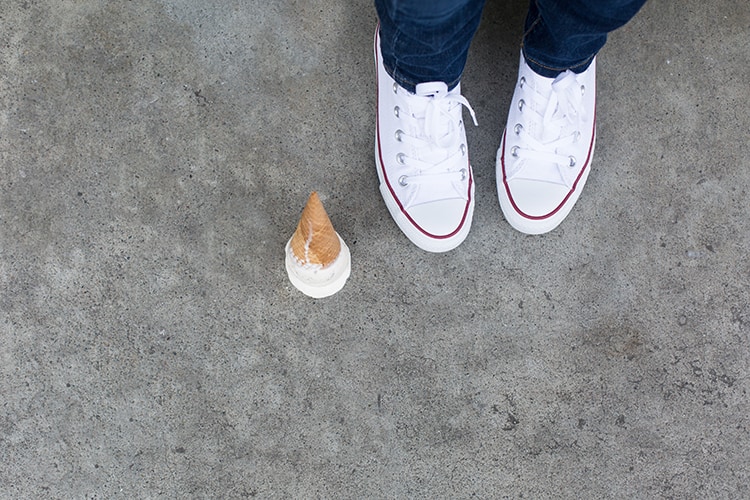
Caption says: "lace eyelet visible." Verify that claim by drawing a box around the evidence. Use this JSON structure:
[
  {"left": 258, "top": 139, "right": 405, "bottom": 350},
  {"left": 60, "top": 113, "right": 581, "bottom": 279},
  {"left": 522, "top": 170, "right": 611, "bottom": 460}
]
[
  {"left": 568, "top": 156, "right": 576, "bottom": 167},
  {"left": 580, "top": 85, "right": 585, "bottom": 96},
  {"left": 511, "top": 146, "right": 520, "bottom": 157},
  {"left": 393, "top": 106, "right": 400, "bottom": 118},
  {"left": 518, "top": 99, "right": 525, "bottom": 111},
  {"left": 460, "top": 168, "right": 468, "bottom": 181},
  {"left": 398, "top": 175, "right": 408, "bottom": 186},
  {"left": 396, "top": 153, "right": 406, "bottom": 165},
  {"left": 393, "top": 82, "right": 398, "bottom": 94},
  {"left": 519, "top": 76, "right": 526, "bottom": 89},
  {"left": 395, "top": 129, "right": 404, "bottom": 142},
  {"left": 514, "top": 123, "right": 523, "bottom": 135},
  {"left": 460, "top": 144, "right": 466, "bottom": 156}
]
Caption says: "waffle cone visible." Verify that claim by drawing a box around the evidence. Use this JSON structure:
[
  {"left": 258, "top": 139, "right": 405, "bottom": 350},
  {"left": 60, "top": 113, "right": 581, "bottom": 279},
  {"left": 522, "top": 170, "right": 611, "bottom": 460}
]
[{"left": 289, "top": 192, "right": 341, "bottom": 267}]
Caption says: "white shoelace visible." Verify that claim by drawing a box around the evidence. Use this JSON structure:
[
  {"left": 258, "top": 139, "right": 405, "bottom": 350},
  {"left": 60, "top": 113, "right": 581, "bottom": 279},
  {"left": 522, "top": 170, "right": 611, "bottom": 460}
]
[
  {"left": 395, "top": 83, "right": 478, "bottom": 187},
  {"left": 508, "top": 70, "right": 587, "bottom": 187}
]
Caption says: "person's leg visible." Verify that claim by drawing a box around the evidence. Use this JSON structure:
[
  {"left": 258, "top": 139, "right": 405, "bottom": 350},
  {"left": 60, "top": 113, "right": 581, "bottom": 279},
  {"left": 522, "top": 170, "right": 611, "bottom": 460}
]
[
  {"left": 496, "top": 0, "right": 647, "bottom": 235},
  {"left": 375, "top": 0, "right": 486, "bottom": 92},
  {"left": 374, "top": 0, "right": 485, "bottom": 252},
  {"left": 522, "top": 0, "right": 648, "bottom": 77}
]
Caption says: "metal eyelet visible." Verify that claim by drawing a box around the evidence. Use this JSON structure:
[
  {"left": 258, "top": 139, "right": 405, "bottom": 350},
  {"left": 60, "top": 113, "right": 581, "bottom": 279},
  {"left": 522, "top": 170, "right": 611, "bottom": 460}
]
[
  {"left": 568, "top": 156, "right": 576, "bottom": 167},
  {"left": 519, "top": 76, "right": 526, "bottom": 88},
  {"left": 395, "top": 129, "right": 404, "bottom": 142},
  {"left": 460, "top": 144, "right": 466, "bottom": 156},
  {"left": 514, "top": 123, "right": 523, "bottom": 135},
  {"left": 460, "top": 168, "right": 468, "bottom": 181},
  {"left": 580, "top": 85, "right": 585, "bottom": 96},
  {"left": 393, "top": 106, "right": 400, "bottom": 118},
  {"left": 393, "top": 82, "right": 398, "bottom": 94},
  {"left": 398, "top": 175, "right": 408, "bottom": 186},
  {"left": 511, "top": 146, "right": 520, "bottom": 157},
  {"left": 518, "top": 99, "right": 525, "bottom": 111},
  {"left": 396, "top": 153, "right": 406, "bottom": 165}
]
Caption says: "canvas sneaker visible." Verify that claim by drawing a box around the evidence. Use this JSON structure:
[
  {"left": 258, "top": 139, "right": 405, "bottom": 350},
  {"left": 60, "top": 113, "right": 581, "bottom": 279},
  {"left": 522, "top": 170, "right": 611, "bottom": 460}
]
[
  {"left": 497, "top": 53, "right": 597, "bottom": 234},
  {"left": 375, "top": 28, "right": 477, "bottom": 252}
]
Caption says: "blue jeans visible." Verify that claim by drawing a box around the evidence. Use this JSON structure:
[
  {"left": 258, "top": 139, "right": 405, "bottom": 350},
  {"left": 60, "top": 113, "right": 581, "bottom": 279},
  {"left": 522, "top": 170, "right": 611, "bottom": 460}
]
[{"left": 375, "top": 0, "right": 648, "bottom": 92}]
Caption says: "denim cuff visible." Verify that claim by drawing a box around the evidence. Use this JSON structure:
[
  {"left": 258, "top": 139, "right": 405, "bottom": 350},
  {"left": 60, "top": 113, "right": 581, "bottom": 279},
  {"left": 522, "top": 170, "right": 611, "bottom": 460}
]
[
  {"left": 521, "top": 45, "right": 596, "bottom": 78},
  {"left": 383, "top": 60, "right": 461, "bottom": 94}
]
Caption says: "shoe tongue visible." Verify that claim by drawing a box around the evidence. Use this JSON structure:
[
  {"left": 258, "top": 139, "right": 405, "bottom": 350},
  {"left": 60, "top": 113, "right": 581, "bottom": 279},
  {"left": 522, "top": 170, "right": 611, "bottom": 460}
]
[
  {"left": 412, "top": 82, "right": 458, "bottom": 161},
  {"left": 415, "top": 81, "right": 449, "bottom": 98},
  {"left": 541, "top": 71, "right": 577, "bottom": 142},
  {"left": 540, "top": 104, "right": 561, "bottom": 143}
]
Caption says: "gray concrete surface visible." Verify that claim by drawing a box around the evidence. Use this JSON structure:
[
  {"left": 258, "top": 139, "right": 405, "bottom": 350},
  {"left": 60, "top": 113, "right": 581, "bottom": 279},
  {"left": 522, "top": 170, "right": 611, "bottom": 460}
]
[{"left": 1, "top": 0, "right": 749, "bottom": 498}]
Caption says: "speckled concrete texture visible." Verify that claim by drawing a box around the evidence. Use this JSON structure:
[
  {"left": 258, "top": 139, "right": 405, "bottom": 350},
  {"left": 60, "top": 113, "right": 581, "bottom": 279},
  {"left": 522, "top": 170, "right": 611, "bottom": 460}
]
[{"left": 1, "top": 0, "right": 749, "bottom": 498}]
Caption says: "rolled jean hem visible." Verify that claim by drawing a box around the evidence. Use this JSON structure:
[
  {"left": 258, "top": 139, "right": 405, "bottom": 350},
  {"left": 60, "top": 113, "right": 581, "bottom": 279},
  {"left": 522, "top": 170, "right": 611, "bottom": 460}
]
[{"left": 521, "top": 46, "right": 597, "bottom": 78}]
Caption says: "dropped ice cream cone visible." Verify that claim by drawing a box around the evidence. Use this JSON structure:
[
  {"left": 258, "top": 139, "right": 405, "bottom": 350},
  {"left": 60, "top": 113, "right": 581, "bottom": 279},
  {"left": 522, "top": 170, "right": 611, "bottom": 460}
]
[
  {"left": 289, "top": 191, "right": 341, "bottom": 267},
  {"left": 285, "top": 192, "right": 350, "bottom": 298}
]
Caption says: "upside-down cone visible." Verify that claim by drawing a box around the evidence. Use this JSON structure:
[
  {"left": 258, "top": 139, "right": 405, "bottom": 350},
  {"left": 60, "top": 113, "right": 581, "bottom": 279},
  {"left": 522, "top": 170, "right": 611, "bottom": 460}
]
[{"left": 289, "top": 192, "right": 341, "bottom": 267}]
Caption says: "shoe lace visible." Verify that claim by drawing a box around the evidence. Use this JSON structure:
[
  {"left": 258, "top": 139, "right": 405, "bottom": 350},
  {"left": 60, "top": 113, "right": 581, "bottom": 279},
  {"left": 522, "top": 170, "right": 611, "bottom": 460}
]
[
  {"left": 507, "top": 70, "right": 587, "bottom": 187},
  {"left": 395, "top": 82, "right": 478, "bottom": 188}
]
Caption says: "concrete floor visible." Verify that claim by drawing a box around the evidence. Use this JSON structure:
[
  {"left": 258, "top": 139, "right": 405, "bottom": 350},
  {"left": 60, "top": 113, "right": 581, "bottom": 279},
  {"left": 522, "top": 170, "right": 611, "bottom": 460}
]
[{"left": 2, "top": 0, "right": 749, "bottom": 498}]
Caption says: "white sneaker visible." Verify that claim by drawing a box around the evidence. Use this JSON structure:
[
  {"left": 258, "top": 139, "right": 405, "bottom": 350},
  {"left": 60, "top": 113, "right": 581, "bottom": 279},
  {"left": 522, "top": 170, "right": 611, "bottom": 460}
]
[
  {"left": 374, "top": 28, "right": 477, "bottom": 252},
  {"left": 497, "top": 53, "right": 596, "bottom": 235}
]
